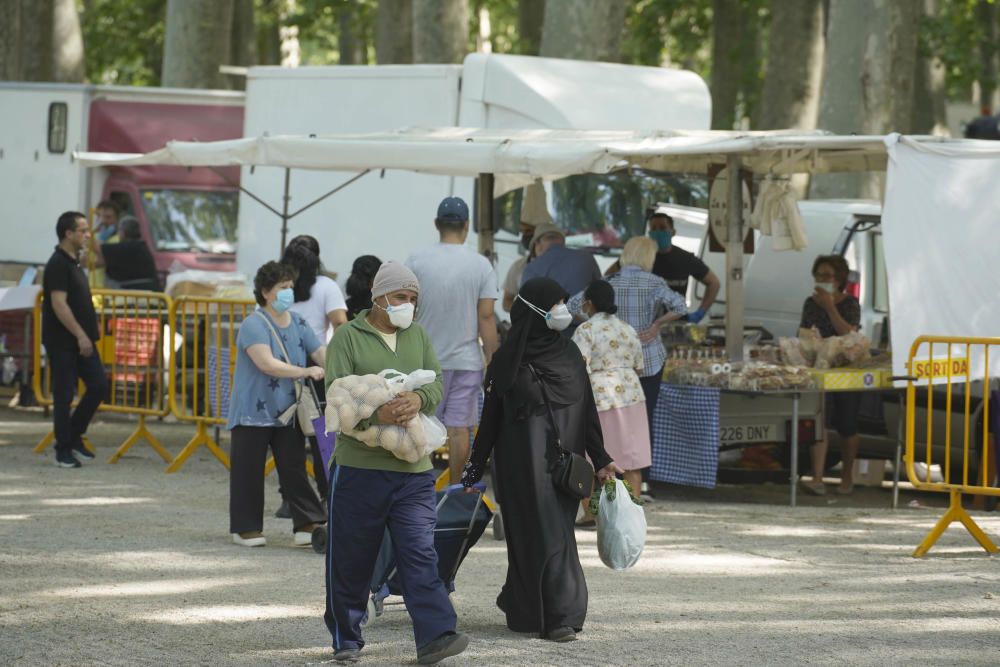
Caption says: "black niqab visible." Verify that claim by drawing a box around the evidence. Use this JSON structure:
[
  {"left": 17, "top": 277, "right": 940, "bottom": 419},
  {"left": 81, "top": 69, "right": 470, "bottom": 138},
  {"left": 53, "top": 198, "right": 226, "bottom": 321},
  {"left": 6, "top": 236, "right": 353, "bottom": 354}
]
[{"left": 491, "top": 278, "right": 583, "bottom": 409}]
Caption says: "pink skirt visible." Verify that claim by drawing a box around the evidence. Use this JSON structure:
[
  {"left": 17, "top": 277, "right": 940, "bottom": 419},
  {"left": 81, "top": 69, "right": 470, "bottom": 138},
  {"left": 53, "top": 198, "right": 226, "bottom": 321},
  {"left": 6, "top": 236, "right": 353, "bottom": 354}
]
[{"left": 596, "top": 402, "right": 651, "bottom": 471}]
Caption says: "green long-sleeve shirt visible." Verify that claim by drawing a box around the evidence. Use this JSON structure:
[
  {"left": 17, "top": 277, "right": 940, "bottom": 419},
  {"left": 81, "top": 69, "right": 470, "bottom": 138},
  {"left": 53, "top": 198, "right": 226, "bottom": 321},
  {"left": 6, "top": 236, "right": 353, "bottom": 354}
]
[{"left": 325, "top": 310, "right": 443, "bottom": 473}]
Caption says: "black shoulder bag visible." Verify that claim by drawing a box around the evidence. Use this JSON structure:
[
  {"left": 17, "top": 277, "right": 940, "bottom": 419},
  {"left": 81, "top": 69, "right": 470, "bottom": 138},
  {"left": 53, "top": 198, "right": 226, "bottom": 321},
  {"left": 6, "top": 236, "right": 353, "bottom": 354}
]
[{"left": 528, "top": 364, "right": 594, "bottom": 500}]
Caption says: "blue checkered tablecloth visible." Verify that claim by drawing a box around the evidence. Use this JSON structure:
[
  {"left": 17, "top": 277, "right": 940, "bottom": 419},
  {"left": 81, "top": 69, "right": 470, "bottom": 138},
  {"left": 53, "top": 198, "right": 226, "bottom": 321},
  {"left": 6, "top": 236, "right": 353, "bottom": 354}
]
[{"left": 650, "top": 384, "right": 720, "bottom": 488}]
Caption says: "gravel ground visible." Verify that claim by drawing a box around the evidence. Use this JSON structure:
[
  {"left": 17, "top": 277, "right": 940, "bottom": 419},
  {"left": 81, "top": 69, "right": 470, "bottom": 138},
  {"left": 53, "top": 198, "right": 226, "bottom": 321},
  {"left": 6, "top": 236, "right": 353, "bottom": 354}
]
[{"left": 2, "top": 406, "right": 1000, "bottom": 666}]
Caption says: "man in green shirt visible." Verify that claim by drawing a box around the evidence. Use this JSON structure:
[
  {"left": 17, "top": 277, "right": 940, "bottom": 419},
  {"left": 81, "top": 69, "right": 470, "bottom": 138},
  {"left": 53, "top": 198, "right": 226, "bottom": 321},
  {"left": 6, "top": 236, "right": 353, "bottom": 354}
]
[{"left": 323, "top": 262, "right": 469, "bottom": 665}]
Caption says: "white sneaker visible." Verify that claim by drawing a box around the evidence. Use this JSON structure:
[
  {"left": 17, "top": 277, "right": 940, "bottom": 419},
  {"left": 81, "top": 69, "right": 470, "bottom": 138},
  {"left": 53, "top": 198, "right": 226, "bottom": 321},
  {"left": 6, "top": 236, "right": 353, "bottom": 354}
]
[
  {"left": 232, "top": 532, "right": 266, "bottom": 547},
  {"left": 294, "top": 531, "right": 314, "bottom": 546}
]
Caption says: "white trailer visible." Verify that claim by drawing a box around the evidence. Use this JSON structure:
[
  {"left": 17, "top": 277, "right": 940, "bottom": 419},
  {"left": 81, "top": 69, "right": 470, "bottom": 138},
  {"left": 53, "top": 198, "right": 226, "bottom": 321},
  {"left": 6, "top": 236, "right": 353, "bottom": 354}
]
[{"left": 234, "top": 53, "right": 712, "bottom": 283}]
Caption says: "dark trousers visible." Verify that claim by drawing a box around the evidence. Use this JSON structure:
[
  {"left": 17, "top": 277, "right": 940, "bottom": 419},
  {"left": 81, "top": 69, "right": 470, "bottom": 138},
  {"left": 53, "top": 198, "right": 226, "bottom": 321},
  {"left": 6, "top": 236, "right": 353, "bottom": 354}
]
[
  {"left": 229, "top": 425, "right": 326, "bottom": 534},
  {"left": 639, "top": 368, "right": 664, "bottom": 482},
  {"left": 324, "top": 465, "right": 455, "bottom": 651},
  {"left": 49, "top": 344, "right": 108, "bottom": 454}
]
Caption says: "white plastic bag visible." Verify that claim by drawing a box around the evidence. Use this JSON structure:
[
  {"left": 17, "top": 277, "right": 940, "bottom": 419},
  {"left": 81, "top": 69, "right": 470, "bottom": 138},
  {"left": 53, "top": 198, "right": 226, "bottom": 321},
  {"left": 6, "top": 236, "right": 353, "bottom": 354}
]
[
  {"left": 418, "top": 414, "right": 448, "bottom": 449},
  {"left": 596, "top": 479, "right": 647, "bottom": 571}
]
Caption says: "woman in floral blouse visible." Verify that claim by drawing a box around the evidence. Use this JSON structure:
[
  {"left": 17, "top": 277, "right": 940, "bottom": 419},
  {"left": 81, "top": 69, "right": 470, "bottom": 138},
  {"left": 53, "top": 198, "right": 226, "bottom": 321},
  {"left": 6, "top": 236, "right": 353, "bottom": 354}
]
[{"left": 572, "top": 280, "right": 651, "bottom": 504}]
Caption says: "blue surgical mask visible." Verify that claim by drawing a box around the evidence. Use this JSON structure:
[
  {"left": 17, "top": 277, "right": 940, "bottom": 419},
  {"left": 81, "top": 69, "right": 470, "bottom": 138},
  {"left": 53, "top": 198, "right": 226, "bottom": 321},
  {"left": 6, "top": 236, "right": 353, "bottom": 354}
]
[
  {"left": 649, "top": 229, "right": 673, "bottom": 251},
  {"left": 272, "top": 288, "right": 294, "bottom": 313}
]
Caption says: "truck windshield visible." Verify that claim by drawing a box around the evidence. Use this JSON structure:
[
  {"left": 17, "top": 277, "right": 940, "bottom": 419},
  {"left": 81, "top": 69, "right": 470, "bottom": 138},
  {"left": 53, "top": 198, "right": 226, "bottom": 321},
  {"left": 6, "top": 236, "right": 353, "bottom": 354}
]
[
  {"left": 493, "top": 170, "right": 707, "bottom": 249},
  {"left": 141, "top": 189, "right": 238, "bottom": 254}
]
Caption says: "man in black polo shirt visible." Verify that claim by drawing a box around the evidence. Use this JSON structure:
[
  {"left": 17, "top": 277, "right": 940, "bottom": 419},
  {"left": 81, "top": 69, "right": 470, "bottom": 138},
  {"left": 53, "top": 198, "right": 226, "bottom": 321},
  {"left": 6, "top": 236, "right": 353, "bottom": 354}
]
[
  {"left": 648, "top": 212, "right": 720, "bottom": 323},
  {"left": 43, "top": 211, "right": 108, "bottom": 468}
]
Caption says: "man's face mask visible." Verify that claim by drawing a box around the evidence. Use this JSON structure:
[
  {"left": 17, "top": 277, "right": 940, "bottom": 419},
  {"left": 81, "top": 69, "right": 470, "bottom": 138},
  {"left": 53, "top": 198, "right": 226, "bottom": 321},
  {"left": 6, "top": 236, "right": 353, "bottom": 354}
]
[
  {"left": 649, "top": 229, "right": 673, "bottom": 251},
  {"left": 517, "top": 294, "right": 572, "bottom": 331},
  {"left": 377, "top": 296, "right": 415, "bottom": 329}
]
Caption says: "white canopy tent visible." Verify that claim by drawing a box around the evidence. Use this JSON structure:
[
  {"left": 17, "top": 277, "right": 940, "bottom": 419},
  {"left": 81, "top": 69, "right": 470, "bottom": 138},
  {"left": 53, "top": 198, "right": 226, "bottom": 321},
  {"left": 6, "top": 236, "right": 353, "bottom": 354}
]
[{"left": 74, "top": 128, "right": 996, "bottom": 366}]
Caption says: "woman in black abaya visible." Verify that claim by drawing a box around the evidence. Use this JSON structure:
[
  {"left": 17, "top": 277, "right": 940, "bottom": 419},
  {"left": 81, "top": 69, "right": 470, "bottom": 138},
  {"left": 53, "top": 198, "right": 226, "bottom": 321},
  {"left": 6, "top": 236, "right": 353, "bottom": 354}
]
[{"left": 461, "top": 278, "right": 621, "bottom": 642}]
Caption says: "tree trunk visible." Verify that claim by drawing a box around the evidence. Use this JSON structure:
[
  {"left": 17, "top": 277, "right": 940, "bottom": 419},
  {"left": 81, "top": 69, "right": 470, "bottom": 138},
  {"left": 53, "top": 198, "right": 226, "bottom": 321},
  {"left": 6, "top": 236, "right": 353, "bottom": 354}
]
[
  {"left": 231, "top": 0, "right": 258, "bottom": 68},
  {"left": 412, "top": 0, "right": 468, "bottom": 64},
  {"left": 710, "top": 0, "right": 761, "bottom": 130},
  {"left": 811, "top": 0, "right": 920, "bottom": 199},
  {"left": 976, "top": 0, "right": 998, "bottom": 113},
  {"left": 376, "top": 0, "right": 413, "bottom": 63},
  {"left": 539, "top": 0, "right": 626, "bottom": 62},
  {"left": 338, "top": 3, "right": 367, "bottom": 65},
  {"left": 162, "top": 0, "right": 235, "bottom": 89},
  {"left": 911, "top": 0, "right": 948, "bottom": 135},
  {"left": 518, "top": 0, "right": 545, "bottom": 56},
  {"left": 256, "top": 0, "right": 283, "bottom": 65},
  {"left": 0, "top": 0, "right": 54, "bottom": 81},
  {"left": 756, "top": 0, "right": 824, "bottom": 130},
  {"left": 52, "top": 0, "right": 85, "bottom": 82}
]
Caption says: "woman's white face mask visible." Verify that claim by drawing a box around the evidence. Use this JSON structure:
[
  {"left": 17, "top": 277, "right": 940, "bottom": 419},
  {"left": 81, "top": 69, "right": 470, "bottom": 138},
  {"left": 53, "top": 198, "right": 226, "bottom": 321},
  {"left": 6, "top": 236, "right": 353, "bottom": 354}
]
[{"left": 517, "top": 295, "right": 573, "bottom": 331}]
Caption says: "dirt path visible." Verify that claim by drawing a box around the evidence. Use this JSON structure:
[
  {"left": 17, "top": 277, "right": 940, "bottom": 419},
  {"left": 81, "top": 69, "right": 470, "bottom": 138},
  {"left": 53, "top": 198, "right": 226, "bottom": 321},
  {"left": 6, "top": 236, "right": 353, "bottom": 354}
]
[{"left": 1, "top": 407, "right": 999, "bottom": 666}]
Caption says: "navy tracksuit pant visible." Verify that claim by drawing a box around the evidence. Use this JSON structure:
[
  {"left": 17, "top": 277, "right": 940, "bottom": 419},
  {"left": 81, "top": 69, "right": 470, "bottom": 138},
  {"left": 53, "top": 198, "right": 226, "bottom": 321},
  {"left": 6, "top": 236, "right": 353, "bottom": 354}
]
[{"left": 324, "top": 465, "right": 456, "bottom": 651}]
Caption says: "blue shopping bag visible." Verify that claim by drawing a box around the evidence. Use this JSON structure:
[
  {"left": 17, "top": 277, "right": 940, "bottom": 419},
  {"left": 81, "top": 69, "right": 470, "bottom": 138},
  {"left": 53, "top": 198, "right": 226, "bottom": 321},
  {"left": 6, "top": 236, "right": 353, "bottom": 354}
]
[{"left": 313, "top": 416, "right": 336, "bottom": 471}]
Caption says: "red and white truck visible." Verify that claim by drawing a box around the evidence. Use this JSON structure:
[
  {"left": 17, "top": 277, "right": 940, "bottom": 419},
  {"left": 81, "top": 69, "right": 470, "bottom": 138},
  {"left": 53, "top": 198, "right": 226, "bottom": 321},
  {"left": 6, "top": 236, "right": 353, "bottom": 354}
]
[{"left": 0, "top": 82, "right": 244, "bottom": 278}]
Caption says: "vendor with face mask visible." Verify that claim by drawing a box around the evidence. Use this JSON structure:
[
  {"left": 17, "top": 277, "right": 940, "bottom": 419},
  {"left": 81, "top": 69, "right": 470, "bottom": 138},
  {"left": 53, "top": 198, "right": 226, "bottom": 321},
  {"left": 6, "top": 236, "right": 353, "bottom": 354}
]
[
  {"left": 322, "top": 262, "right": 469, "bottom": 665},
  {"left": 644, "top": 211, "right": 721, "bottom": 324},
  {"left": 799, "top": 255, "right": 863, "bottom": 497}
]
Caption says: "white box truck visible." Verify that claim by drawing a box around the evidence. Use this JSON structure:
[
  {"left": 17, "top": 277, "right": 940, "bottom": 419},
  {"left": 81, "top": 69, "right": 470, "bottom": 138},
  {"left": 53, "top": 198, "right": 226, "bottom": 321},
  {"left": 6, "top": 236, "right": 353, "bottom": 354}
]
[{"left": 235, "top": 53, "right": 712, "bottom": 285}]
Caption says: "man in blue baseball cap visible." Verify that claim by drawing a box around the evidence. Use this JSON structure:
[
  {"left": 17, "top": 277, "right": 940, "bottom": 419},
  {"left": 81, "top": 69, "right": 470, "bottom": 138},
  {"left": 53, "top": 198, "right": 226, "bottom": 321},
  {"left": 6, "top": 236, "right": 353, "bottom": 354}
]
[{"left": 406, "top": 196, "right": 499, "bottom": 484}]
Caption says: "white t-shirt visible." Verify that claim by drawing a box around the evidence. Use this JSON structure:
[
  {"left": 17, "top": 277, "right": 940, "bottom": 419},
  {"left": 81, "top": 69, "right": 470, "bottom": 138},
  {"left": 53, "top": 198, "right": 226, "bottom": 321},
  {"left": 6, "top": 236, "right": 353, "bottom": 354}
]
[
  {"left": 289, "top": 275, "right": 347, "bottom": 344},
  {"left": 406, "top": 242, "right": 498, "bottom": 371}
]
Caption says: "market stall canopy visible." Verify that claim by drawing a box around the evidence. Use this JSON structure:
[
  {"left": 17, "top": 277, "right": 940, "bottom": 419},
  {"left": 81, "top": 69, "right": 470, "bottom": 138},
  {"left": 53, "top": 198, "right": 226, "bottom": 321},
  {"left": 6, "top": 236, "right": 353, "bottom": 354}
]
[{"left": 73, "top": 127, "right": 961, "bottom": 195}]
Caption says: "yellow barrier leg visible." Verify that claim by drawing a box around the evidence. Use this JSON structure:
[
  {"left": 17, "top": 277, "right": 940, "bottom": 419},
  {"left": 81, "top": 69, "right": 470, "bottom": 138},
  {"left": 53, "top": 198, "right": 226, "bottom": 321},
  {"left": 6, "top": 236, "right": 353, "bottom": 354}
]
[
  {"left": 34, "top": 432, "right": 95, "bottom": 454},
  {"left": 108, "top": 415, "right": 173, "bottom": 464},
  {"left": 913, "top": 490, "right": 1000, "bottom": 557},
  {"left": 166, "top": 421, "right": 230, "bottom": 473},
  {"left": 264, "top": 457, "right": 315, "bottom": 480},
  {"left": 33, "top": 431, "right": 55, "bottom": 453}
]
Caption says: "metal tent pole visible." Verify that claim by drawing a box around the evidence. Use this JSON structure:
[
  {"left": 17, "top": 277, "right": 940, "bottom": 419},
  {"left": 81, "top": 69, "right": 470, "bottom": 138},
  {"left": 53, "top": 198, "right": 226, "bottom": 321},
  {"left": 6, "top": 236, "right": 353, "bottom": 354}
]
[
  {"left": 476, "top": 173, "right": 495, "bottom": 261},
  {"left": 724, "top": 155, "right": 745, "bottom": 363},
  {"left": 280, "top": 168, "right": 291, "bottom": 252}
]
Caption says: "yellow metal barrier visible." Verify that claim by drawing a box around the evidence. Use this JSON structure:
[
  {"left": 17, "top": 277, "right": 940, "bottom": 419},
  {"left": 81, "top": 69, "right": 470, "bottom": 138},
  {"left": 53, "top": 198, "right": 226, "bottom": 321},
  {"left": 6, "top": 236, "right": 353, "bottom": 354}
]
[
  {"left": 167, "top": 296, "right": 255, "bottom": 473},
  {"left": 31, "top": 289, "right": 173, "bottom": 463},
  {"left": 905, "top": 335, "right": 1000, "bottom": 557}
]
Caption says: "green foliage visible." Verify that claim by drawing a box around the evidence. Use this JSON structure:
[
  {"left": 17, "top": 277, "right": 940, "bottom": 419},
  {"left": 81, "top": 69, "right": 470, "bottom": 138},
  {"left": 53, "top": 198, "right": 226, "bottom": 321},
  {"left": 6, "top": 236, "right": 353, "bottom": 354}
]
[
  {"left": 80, "top": 0, "right": 167, "bottom": 85},
  {"left": 588, "top": 478, "right": 641, "bottom": 517},
  {"left": 287, "top": 0, "right": 377, "bottom": 65},
  {"left": 922, "top": 0, "right": 997, "bottom": 100},
  {"left": 620, "top": 0, "right": 712, "bottom": 75}
]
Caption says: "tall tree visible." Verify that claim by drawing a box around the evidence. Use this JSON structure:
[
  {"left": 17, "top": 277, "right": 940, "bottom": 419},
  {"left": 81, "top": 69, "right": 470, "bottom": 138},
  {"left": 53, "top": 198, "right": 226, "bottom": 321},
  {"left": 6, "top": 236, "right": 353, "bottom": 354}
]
[
  {"left": 517, "top": 0, "right": 545, "bottom": 56},
  {"left": 912, "top": 0, "right": 948, "bottom": 135},
  {"left": 376, "top": 0, "right": 413, "bottom": 63},
  {"left": 338, "top": 2, "right": 366, "bottom": 64},
  {"left": 812, "top": 0, "right": 921, "bottom": 199},
  {"left": 710, "top": 0, "right": 764, "bottom": 130},
  {"left": 0, "top": 0, "right": 55, "bottom": 81},
  {"left": 412, "top": 0, "right": 468, "bottom": 63},
  {"left": 975, "top": 0, "right": 998, "bottom": 112},
  {"left": 230, "top": 0, "right": 258, "bottom": 69},
  {"left": 540, "top": 0, "right": 626, "bottom": 62},
  {"left": 53, "top": 0, "right": 85, "bottom": 82},
  {"left": 162, "top": 0, "right": 235, "bottom": 89},
  {"left": 755, "top": 0, "right": 824, "bottom": 130}
]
